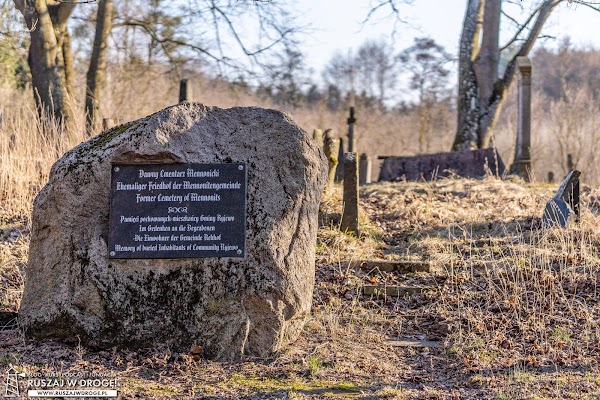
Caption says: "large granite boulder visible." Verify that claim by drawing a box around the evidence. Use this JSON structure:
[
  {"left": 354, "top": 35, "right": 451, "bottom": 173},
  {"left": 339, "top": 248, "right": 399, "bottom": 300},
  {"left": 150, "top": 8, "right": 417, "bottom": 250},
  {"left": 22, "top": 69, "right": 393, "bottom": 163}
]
[{"left": 19, "top": 103, "right": 327, "bottom": 360}]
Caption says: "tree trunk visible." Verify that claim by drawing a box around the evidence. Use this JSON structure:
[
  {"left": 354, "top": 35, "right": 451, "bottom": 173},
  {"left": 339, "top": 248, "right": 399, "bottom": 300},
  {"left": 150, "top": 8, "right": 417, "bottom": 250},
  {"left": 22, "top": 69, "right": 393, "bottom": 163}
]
[
  {"left": 452, "top": 0, "right": 563, "bottom": 151},
  {"left": 13, "top": 0, "right": 76, "bottom": 127},
  {"left": 86, "top": 0, "right": 113, "bottom": 135},
  {"left": 452, "top": 0, "right": 483, "bottom": 151}
]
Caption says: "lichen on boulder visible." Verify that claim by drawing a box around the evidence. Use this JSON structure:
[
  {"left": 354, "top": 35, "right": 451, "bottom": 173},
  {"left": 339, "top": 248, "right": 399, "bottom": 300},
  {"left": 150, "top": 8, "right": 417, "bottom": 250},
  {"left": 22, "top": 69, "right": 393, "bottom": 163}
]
[{"left": 19, "top": 103, "right": 327, "bottom": 360}]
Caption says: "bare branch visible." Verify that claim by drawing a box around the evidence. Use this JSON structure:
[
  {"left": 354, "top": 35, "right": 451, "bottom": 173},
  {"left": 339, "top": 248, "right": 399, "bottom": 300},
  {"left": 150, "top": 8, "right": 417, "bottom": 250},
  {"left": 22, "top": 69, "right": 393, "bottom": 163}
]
[
  {"left": 500, "top": 2, "right": 546, "bottom": 52},
  {"left": 572, "top": 0, "right": 600, "bottom": 11},
  {"left": 362, "top": 0, "right": 413, "bottom": 37}
]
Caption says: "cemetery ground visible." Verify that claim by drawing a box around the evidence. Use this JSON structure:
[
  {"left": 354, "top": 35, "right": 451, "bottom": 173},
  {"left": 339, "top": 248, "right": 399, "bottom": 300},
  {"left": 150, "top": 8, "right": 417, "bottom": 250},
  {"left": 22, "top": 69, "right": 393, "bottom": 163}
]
[{"left": 2, "top": 176, "right": 600, "bottom": 399}]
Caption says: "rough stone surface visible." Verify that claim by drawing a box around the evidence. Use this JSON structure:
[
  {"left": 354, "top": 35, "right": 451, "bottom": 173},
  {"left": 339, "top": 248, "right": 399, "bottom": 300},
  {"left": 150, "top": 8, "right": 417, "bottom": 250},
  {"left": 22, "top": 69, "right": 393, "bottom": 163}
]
[
  {"left": 19, "top": 103, "right": 327, "bottom": 360},
  {"left": 378, "top": 149, "right": 505, "bottom": 182}
]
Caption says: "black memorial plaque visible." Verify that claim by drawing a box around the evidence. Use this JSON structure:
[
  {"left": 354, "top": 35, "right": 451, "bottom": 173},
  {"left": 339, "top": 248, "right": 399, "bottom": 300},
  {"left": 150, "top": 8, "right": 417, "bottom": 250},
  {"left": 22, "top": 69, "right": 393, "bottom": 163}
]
[{"left": 108, "top": 163, "right": 247, "bottom": 259}]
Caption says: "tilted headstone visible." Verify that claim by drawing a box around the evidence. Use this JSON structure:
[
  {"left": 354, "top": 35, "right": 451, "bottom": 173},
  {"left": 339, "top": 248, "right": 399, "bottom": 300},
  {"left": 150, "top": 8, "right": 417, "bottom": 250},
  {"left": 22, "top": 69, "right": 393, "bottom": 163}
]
[
  {"left": 542, "top": 170, "right": 580, "bottom": 228},
  {"left": 378, "top": 148, "right": 505, "bottom": 182},
  {"left": 341, "top": 152, "right": 359, "bottom": 235},
  {"left": 19, "top": 103, "right": 327, "bottom": 360}
]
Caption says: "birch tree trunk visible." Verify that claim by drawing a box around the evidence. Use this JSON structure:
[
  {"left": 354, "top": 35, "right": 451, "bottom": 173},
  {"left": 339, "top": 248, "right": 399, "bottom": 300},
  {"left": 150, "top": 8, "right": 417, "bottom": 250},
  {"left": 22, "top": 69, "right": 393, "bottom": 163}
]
[
  {"left": 13, "top": 0, "right": 76, "bottom": 128},
  {"left": 86, "top": 0, "right": 113, "bottom": 135},
  {"left": 452, "top": 0, "right": 562, "bottom": 151}
]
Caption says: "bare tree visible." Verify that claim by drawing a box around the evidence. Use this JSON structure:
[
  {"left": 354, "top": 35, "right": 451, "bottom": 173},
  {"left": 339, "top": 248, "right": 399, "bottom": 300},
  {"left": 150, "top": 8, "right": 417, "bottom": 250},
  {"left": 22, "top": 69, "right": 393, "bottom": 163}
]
[
  {"left": 13, "top": 0, "right": 76, "bottom": 126},
  {"left": 365, "top": 0, "right": 599, "bottom": 151},
  {"left": 398, "top": 37, "right": 452, "bottom": 153},
  {"left": 12, "top": 0, "right": 302, "bottom": 131},
  {"left": 355, "top": 39, "right": 397, "bottom": 103},
  {"left": 85, "top": 0, "right": 113, "bottom": 134},
  {"left": 322, "top": 40, "right": 398, "bottom": 107},
  {"left": 267, "top": 45, "right": 309, "bottom": 107},
  {"left": 452, "top": 0, "right": 600, "bottom": 151}
]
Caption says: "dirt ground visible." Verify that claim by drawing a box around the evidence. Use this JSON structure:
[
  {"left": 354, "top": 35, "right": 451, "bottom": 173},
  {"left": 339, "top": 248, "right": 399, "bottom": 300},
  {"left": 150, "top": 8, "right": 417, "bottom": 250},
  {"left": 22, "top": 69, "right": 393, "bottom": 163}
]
[{"left": 2, "top": 177, "right": 600, "bottom": 399}]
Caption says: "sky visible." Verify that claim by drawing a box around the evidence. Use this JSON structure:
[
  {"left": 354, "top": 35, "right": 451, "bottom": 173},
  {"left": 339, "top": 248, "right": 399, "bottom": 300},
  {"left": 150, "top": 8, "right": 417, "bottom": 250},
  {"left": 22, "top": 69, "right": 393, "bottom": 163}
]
[{"left": 298, "top": 0, "right": 600, "bottom": 75}]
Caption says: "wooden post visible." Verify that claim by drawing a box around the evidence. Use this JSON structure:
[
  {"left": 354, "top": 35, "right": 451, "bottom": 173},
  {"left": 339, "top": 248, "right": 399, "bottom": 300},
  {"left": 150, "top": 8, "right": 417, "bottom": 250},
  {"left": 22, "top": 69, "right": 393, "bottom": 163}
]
[
  {"left": 359, "top": 153, "right": 372, "bottom": 185},
  {"left": 341, "top": 152, "right": 359, "bottom": 235},
  {"left": 510, "top": 56, "right": 532, "bottom": 181},
  {"left": 179, "top": 79, "right": 192, "bottom": 103},
  {"left": 102, "top": 118, "right": 114, "bottom": 130},
  {"left": 548, "top": 171, "right": 554, "bottom": 184},
  {"left": 323, "top": 131, "right": 340, "bottom": 193},
  {"left": 335, "top": 137, "right": 345, "bottom": 182}
]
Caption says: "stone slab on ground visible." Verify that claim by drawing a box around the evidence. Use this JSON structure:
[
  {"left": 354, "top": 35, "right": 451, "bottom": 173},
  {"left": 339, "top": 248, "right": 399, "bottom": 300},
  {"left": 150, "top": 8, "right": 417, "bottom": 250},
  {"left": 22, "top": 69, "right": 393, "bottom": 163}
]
[
  {"left": 357, "top": 260, "right": 431, "bottom": 273},
  {"left": 362, "top": 285, "right": 432, "bottom": 297}
]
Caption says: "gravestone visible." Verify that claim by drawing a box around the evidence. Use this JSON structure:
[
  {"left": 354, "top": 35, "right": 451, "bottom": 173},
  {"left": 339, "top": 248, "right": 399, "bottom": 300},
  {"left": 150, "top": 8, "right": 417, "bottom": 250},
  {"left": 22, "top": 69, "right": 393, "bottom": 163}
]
[
  {"left": 542, "top": 170, "right": 581, "bottom": 228},
  {"left": 19, "top": 103, "right": 327, "bottom": 360},
  {"left": 341, "top": 152, "right": 359, "bottom": 235},
  {"left": 335, "top": 137, "right": 345, "bottom": 182},
  {"left": 179, "top": 79, "right": 192, "bottom": 103},
  {"left": 378, "top": 148, "right": 505, "bottom": 182},
  {"left": 359, "top": 153, "right": 371, "bottom": 185}
]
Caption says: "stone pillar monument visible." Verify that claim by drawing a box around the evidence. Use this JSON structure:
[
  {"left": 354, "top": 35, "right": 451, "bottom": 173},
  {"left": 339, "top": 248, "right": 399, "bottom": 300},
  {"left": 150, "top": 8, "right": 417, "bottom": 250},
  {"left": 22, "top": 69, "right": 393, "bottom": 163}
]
[{"left": 510, "top": 56, "right": 532, "bottom": 181}]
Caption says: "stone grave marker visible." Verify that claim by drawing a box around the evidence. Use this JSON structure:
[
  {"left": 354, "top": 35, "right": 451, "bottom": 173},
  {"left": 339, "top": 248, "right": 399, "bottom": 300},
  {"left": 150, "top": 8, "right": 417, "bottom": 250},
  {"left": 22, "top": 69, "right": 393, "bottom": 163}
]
[
  {"left": 542, "top": 170, "right": 580, "bottom": 228},
  {"left": 378, "top": 148, "right": 505, "bottom": 182},
  {"left": 179, "top": 78, "right": 192, "bottom": 102},
  {"left": 341, "top": 152, "right": 359, "bottom": 235},
  {"left": 359, "top": 153, "right": 371, "bottom": 185},
  {"left": 19, "top": 103, "right": 327, "bottom": 360}
]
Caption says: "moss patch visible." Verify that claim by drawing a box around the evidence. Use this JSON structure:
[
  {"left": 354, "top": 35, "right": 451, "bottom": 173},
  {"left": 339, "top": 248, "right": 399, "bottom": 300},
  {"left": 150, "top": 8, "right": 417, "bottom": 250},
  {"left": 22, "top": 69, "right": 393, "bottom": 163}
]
[{"left": 90, "top": 122, "right": 137, "bottom": 150}]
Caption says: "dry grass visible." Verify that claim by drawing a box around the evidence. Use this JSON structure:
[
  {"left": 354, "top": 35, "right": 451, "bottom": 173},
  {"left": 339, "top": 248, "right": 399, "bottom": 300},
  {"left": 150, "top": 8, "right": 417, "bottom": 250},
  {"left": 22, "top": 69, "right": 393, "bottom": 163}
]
[
  {"left": 2, "top": 168, "right": 600, "bottom": 398},
  {"left": 2, "top": 77, "right": 600, "bottom": 398}
]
